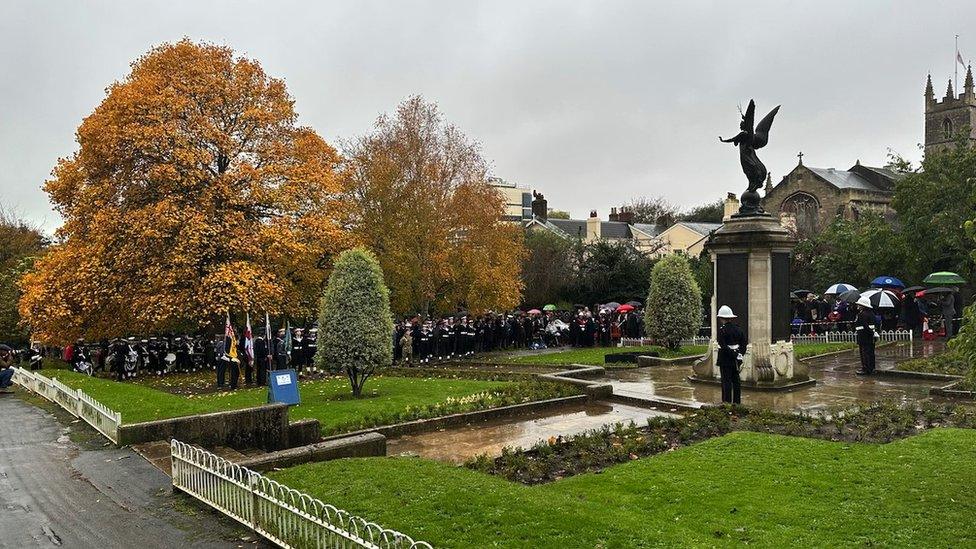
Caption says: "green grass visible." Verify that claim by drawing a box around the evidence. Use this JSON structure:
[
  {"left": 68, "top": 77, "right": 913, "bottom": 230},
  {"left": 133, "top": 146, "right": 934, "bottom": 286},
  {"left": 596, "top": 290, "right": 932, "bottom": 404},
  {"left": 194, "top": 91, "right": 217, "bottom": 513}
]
[
  {"left": 897, "top": 351, "right": 970, "bottom": 376},
  {"left": 502, "top": 341, "right": 853, "bottom": 366},
  {"left": 504, "top": 345, "right": 708, "bottom": 366},
  {"left": 793, "top": 341, "right": 856, "bottom": 359},
  {"left": 40, "top": 369, "right": 512, "bottom": 433},
  {"left": 271, "top": 428, "right": 976, "bottom": 548}
]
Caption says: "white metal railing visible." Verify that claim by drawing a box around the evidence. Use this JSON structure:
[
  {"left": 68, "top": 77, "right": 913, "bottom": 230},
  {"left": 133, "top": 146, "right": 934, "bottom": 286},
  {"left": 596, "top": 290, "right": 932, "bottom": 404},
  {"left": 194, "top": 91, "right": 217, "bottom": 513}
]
[
  {"left": 170, "top": 440, "right": 432, "bottom": 549},
  {"left": 11, "top": 368, "right": 121, "bottom": 443},
  {"left": 619, "top": 336, "right": 711, "bottom": 348},
  {"left": 622, "top": 330, "right": 914, "bottom": 356},
  {"left": 791, "top": 330, "right": 914, "bottom": 357}
]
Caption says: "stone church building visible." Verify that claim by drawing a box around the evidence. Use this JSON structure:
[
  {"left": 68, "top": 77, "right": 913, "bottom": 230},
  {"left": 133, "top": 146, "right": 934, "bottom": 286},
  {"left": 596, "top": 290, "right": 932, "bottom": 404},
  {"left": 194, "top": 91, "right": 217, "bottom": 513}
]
[
  {"left": 763, "top": 66, "right": 976, "bottom": 235},
  {"left": 762, "top": 158, "right": 902, "bottom": 235}
]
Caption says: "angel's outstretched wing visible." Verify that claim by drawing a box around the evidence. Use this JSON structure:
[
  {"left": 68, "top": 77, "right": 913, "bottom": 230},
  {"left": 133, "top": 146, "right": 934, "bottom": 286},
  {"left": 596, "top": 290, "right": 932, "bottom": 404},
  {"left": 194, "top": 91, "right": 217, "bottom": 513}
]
[
  {"left": 753, "top": 105, "right": 780, "bottom": 149},
  {"left": 741, "top": 100, "right": 756, "bottom": 133}
]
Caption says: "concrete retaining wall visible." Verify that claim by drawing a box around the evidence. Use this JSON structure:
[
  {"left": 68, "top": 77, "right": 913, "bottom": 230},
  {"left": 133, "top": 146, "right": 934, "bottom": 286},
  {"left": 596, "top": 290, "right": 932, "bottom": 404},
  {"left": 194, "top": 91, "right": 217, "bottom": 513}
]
[
  {"left": 118, "top": 404, "right": 290, "bottom": 450},
  {"left": 237, "top": 433, "right": 387, "bottom": 472},
  {"left": 287, "top": 418, "right": 322, "bottom": 447},
  {"left": 323, "top": 395, "right": 588, "bottom": 441}
]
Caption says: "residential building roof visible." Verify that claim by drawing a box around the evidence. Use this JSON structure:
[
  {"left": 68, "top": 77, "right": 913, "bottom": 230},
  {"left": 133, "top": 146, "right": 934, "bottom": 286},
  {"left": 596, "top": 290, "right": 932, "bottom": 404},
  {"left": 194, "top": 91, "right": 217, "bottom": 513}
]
[{"left": 676, "top": 221, "right": 722, "bottom": 236}]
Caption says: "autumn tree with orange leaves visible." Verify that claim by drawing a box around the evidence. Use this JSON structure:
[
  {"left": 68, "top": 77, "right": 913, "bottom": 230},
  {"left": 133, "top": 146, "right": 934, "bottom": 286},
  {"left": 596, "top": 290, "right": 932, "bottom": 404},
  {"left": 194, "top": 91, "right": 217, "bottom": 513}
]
[
  {"left": 345, "top": 96, "right": 525, "bottom": 316},
  {"left": 19, "top": 40, "right": 351, "bottom": 343}
]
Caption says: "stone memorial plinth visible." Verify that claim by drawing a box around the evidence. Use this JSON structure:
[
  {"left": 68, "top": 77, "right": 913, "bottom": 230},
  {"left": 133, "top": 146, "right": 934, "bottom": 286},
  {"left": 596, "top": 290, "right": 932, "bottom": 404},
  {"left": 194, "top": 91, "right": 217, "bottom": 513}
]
[{"left": 691, "top": 213, "right": 813, "bottom": 390}]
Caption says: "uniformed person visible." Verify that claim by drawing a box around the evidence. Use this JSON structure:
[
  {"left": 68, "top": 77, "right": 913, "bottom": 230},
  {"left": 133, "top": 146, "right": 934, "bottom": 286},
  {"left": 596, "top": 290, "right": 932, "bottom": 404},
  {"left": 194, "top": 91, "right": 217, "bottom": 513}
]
[
  {"left": 274, "top": 328, "right": 288, "bottom": 370},
  {"left": 254, "top": 329, "right": 269, "bottom": 385},
  {"left": 716, "top": 305, "right": 746, "bottom": 404},
  {"left": 292, "top": 328, "right": 305, "bottom": 374},
  {"left": 306, "top": 327, "right": 319, "bottom": 372},
  {"left": 854, "top": 296, "right": 877, "bottom": 375}
]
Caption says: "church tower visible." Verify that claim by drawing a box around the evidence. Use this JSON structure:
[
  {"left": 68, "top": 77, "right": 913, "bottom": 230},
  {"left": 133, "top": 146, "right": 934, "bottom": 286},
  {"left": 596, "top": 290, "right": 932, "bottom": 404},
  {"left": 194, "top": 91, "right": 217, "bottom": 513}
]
[{"left": 924, "top": 67, "right": 976, "bottom": 155}]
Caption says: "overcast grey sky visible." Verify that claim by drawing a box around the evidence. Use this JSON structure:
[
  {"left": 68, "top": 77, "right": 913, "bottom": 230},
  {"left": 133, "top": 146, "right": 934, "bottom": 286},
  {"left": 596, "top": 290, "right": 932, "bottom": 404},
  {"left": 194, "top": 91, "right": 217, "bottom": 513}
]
[{"left": 1, "top": 0, "right": 973, "bottom": 230}]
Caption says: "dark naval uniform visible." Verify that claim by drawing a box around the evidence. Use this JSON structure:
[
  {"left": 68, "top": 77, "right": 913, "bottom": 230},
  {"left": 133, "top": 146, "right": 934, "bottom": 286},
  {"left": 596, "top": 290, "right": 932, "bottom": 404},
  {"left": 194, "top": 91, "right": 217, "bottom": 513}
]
[
  {"left": 855, "top": 308, "right": 877, "bottom": 374},
  {"left": 717, "top": 321, "right": 746, "bottom": 404}
]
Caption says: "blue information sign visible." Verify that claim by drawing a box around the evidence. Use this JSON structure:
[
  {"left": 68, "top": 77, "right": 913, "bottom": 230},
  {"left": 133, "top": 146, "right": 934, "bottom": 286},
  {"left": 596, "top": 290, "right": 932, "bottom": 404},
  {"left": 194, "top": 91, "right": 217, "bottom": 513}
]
[{"left": 268, "top": 369, "right": 300, "bottom": 405}]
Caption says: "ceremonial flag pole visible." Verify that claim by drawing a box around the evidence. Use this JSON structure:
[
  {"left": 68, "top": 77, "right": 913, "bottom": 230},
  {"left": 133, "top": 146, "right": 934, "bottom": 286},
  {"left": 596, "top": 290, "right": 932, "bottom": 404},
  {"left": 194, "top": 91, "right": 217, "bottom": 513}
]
[
  {"left": 265, "top": 311, "right": 273, "bottom": 374},
  {"left": 225, "top": 311, "right": 239, "bottom": 364},
  {"left": 244, "top": 313, "right": 254, "bottom": 364}
]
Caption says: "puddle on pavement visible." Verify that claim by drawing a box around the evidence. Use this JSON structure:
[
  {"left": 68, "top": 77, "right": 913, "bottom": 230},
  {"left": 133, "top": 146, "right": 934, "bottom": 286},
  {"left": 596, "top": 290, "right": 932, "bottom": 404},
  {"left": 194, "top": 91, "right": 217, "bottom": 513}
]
[
  {"left": 387, "top": 402, "right": 678, "bottom": 464},
  {"left": 604, "top": 341, "right": 958, "bottom": 413}
]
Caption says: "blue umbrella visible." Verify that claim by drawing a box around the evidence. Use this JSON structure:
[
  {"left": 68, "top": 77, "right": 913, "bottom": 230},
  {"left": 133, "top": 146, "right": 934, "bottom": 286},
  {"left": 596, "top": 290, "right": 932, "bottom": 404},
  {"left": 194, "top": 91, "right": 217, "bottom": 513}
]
[{"left": 870, "top": 276, "right": 905, "bottom": 289}]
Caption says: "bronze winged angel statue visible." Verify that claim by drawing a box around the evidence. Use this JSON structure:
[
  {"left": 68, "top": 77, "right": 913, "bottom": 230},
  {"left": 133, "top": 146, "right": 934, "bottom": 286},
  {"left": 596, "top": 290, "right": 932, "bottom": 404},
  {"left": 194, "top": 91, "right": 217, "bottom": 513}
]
[{"left": 719, "top": 100, "right": 780, "bottom": 216}]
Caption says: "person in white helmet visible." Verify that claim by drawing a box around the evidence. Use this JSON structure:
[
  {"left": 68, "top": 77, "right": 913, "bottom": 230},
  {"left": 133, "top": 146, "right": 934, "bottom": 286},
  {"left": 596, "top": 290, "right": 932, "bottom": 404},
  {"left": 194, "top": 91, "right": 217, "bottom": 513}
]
[
  {"left": 854, "top": 296, "right": 878, "bottom": 375},
  {"left": 716, "top": 305, "right": 746, "bottom": 404}
]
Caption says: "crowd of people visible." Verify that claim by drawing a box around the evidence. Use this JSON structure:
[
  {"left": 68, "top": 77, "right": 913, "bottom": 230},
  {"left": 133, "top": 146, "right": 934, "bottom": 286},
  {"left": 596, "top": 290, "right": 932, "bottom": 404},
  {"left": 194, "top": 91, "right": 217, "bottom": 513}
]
[
  {"left": 791, "top": 287, "right": 962, "bottom": 338},
  {"left": 394, "top": 306, "right": 647, "bottom": 364},
  {"left": 20, "top": 325, "right": 320, "bottom": 389}
]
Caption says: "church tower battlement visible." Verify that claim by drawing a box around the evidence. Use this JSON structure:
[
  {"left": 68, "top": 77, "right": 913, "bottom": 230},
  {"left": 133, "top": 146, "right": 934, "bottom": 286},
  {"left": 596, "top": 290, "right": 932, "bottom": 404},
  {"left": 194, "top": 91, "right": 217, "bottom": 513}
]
[{"left": 925, "top": 67, "right": 976, "bottom": 155}]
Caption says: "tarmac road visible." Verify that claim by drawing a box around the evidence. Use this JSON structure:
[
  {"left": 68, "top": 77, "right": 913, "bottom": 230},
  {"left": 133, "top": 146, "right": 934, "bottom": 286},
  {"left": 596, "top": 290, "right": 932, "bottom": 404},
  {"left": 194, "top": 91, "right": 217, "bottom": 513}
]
[{"left": 0, "top": 392, "right": 266, "bottom": 548}]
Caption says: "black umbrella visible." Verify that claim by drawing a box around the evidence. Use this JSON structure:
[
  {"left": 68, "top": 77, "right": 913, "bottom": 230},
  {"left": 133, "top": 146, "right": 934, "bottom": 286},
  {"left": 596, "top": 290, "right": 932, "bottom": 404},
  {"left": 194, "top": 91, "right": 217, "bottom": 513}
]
[
  {"left": 0, "top": 344, "right": 10, "bottom": 352},
  {"left": 921, "top": 287, "right": 953, "bottom": 296},
  {"left": 792, "top": 289, "right": 813, "bottom": 298},
  {"left": 838, "top": 289, "right": 861, "bottom": 303},
  {"left": 903, "top": 285, "right": 925, "bottom": 294},
  {"left": 626, "top": 300, "right": 643, "bottom": 307}
]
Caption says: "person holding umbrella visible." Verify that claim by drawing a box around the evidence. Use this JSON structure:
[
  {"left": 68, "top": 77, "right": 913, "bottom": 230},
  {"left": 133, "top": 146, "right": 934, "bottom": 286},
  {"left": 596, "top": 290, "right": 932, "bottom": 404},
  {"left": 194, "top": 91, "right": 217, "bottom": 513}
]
[
  {"left": 854, "top": 296, "right": 878, "bottom": 375},
  {"left": 716, "top": 306, "right": 745, "bottom": 404},
  {"left": 0, "top": 344, "right": 15, "bottom": 392}
]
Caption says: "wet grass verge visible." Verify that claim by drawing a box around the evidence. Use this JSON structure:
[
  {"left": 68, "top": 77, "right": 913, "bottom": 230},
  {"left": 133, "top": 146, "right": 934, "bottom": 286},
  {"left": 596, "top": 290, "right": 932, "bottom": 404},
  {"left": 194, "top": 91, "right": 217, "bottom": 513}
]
[{"left": 466, "top": 401, "right": 976, "bottom": 485}]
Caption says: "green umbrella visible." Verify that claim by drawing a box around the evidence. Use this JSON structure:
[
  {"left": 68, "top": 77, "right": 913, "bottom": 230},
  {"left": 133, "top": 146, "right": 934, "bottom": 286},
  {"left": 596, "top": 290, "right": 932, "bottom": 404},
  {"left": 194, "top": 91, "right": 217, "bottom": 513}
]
[
  {"left": 923, "top": 271, "right": 966, "bottom": 285},
  {"left": 542, "top": 304, "right": 557, "bottom": 311}
]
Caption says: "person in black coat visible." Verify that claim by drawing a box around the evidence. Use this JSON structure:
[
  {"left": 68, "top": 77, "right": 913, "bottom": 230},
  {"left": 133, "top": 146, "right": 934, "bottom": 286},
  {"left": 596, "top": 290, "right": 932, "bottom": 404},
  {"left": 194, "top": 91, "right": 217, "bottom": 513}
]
[
  {"left": 716, "top": 305, "right": 746, "bottom": 404},
  {"left": 854, "top": 297, "right": 877, "bottom": 375},
  {"left": 254, "top": 333, "right": 268, "bottom": 386}
]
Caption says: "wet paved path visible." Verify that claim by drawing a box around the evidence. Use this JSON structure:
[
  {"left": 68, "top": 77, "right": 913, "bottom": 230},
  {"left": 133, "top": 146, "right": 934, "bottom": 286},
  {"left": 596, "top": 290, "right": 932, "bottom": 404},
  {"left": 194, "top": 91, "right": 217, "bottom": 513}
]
[
  {"left": 0, "top": 393, "right": 264, "bottom": 548},
  {"left": 604, "top": 341, "right": 957, "bottom": 413},
  {"left": 387, "top": 401, "right": 678, "bottom": 463}
]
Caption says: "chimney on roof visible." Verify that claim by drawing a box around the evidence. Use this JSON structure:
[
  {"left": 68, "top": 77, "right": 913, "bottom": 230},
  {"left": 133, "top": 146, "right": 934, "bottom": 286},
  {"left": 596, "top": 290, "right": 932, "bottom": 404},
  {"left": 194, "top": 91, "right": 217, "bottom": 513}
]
[
  {"left": 723, "top": 192, "right": 739, "bottom": 221},
  {"left": 617, "top": 206, "right": 635, "bottom": 225},
  {"left": 608, "top": 207, "right": 619, "bottom": 222},
  {"left": 587, "top": 210, "right": 601, "bottom": 241},
  {"left": 531, "top": 190, "right": 548, "bottom": 222}
]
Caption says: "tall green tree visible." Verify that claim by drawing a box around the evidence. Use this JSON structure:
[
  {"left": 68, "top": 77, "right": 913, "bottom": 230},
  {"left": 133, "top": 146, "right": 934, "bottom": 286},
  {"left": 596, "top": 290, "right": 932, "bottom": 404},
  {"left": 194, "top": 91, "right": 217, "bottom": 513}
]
[
  {"left": 892, "top": 139, "right": 976, "bottom": 282},
  {"left": 0, "top": 210, "right": 47, "bottom": 344},
  {"left": 791, "top": 212, "right": 910, "bottom": 292},
  {"left": 574, "top": 240, "right": 654, "bottom": 306},
  {"left": 645, "top": 254, "right": 702, "bottom": 349},
  {"left": 679, "top": 200, "right": 724, "bottom": 223},
  {"left": 315, "top": 248, "right": 393, "bottom": 397},
  {"left": 522, "top": 230, "right": 574, "bottom": 306}
]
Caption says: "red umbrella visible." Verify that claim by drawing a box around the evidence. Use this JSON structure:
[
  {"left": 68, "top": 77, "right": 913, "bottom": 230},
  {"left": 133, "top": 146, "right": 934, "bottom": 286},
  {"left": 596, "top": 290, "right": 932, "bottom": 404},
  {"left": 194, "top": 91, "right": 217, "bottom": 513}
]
[{"left": 616, "top": 304, "right": 635, "bottom": 313}]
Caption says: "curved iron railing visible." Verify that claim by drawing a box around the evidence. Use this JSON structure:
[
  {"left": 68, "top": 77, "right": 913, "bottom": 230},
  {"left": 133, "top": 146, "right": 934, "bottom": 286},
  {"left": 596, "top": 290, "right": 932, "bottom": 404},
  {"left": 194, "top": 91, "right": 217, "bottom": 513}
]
[{"left": 170, "top": 439, "right": 433, "bottom": 549}]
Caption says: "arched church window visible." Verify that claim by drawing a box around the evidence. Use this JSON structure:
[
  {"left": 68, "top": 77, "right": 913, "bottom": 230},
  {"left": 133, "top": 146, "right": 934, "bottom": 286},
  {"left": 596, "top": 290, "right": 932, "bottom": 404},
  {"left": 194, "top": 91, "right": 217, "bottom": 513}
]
[
  {"left": 781, "top": 192, "right": 820, "bottom": 236},
  {"left": 943, "top": 118, "right": 953, "bottom": 139}
]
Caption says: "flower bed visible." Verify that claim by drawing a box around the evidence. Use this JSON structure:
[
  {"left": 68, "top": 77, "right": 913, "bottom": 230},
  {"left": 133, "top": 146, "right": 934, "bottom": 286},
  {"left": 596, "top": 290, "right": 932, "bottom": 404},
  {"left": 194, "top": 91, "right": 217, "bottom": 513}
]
[{"left": 467, "top": 402, "right": 976, "bottom": 485}]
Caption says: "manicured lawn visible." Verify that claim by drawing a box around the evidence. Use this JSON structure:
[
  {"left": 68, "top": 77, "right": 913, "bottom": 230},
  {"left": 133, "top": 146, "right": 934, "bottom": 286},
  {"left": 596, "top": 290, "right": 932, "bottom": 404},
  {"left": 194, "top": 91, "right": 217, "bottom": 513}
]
[
  {"left": 793, "top": 341, "right": 856, "bottom": 359},
  {"left": 503, "top": 341, "right": 854, "bottom": 366},
  {"left": 41, "top": 369, "right": 514, "bottom": 434},
  {"left": 505, "top": 345, "right": 708, "bottom": 366},
  {"left": 271, "top": 429, "right": 976, "bottom": 548},
  {"left": 897, "top": 351, "right": 970, "bottom": 376}
]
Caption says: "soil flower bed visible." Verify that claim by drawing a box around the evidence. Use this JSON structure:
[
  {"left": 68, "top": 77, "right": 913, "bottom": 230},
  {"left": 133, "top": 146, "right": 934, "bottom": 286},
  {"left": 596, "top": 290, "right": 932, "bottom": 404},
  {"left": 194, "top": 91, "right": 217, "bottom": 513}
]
[{"left": 466, "top": 401, "right": 976, "bottom": 484}]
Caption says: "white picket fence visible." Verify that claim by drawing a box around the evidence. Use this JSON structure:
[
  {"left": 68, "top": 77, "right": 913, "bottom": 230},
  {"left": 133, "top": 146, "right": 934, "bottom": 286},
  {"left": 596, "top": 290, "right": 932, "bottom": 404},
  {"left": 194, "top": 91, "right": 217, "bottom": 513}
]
[
  {"left": 621, "top": 330, "right": 914, "bottom": 357},
  {"left": 619, "top": 336, "right": 710, "bottom": 348},
  {"left": 170, "top": 440, "right": 432, "bottom": 549},
  {"left": 11, "top": 368, "right": 121, "bottom": 443}
]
